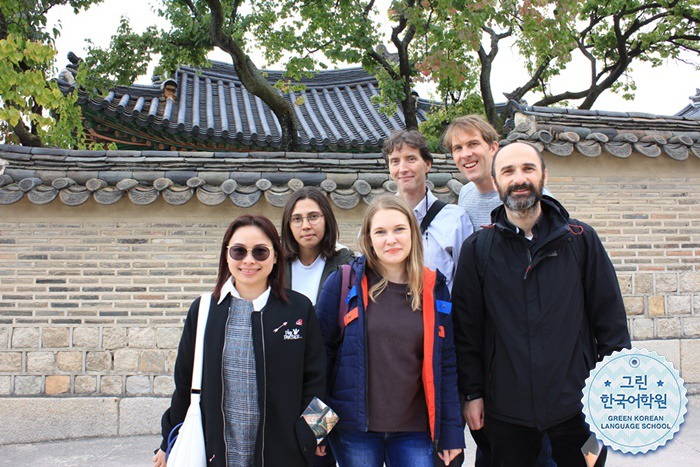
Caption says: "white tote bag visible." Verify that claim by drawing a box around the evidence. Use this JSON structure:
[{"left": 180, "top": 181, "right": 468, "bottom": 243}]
[{"left": 167, "top": 292, "right": 211, "bottom": 467}]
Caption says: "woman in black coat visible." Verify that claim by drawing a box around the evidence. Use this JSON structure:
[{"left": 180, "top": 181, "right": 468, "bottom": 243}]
[{"left": 154, "top": 215, "right": 326, "bottom": 467}]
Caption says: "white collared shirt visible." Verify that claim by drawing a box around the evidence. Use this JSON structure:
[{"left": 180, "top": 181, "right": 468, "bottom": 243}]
[
  {"left": 217, "top": 277, "right": 271, "bottom": 311},
  {"left": 413, "top": 190, "right": 474, "bottom": 292}
]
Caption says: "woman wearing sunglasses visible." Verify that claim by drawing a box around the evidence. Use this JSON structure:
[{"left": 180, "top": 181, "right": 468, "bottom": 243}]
[
  {"left": 154, "top": 214, "right": 325, "bottom": 467},
  {"left": 281, "top": 187, "right": 355, "bottom": 307},
  {"left": 316, "top": 195, "right": 464, "bottom": 467}
]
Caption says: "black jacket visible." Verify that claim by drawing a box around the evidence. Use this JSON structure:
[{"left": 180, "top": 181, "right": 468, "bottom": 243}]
[
  {"left": 284, "top": 247, "right": 355, "bottom": 304},
  {"left": 452, "top": 197, "right": 630, "bottom": 429},
  {"left": 160, "top": 289, "right": 326, "bottom": 466}
]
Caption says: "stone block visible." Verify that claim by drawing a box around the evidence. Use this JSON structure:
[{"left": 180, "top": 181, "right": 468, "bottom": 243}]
[
  {"left": 11, "top": 327, "right": 39, "bottom": 348},
  {"left": 14, "top": 376, "right": 42, "bottom": 395},
  {"left": 0, "top": 327, "right": 8, "bottom": 349},
  {"left": 0, "top": 376, "right": 10, "bottom": 395},
  {"left": 139, "top": 350, "right": 167, "bottom": 373},
  {"left": 114, "top": 349, "right": 140, "bottom": 371},
  {"left": 126, "top": 375, "right": 151, "bottom": 395},
  {"left": 632, "top": 317, "right": 654, "bottom": 340},
  {"left": 634, "top": 273, "right": 653, "bottom": 294},
  {"left": 167, "top": 351, "right": 177, "bottom": 372},
  {"left": 119, "top": 397, "right": 170, "bottom": 435},
  {"left": 667, "top": 295, "right": 691, "bottom": 315},
  {"left": 656, "top": 318, "right": 681, "bottom": 339},
  {"left": 617, "top": 273, "right": 632, "bottom": 294},
  {"left": 682, "top": 317, "right": 700, "bottom": 338},
  {"left": 623, "top": 296, "right": 644, "bottom": 316},
  {"left": 648, "top": 296, "right": 665, "bottom": 317},
  {"left": 57, "top": 351, "right": 83, "bottom": 372},
  {"left": 73, "top": 326, "right": 99, "bottom": 348},
  {"left": 102, "top": 327, "right": 127, "bottom": 350},
  {"left": 45, "top": 375, "right": 70, "bottom": 395},
  {"left": 42, "top": 327, "right": 70, "bottom": 348},
  {"left": 156, "top": 327, "right": 181, "bottom": 349},
  {"left": 74, "top": 375, "right": 97, "bottom": 394},
  {"left": 656, "top": 273, "right": 678, "bottom": 293},
  {"left": 680, "top": 273, "right": 700, "bottom": 292},
  {"left": 154, "top": 376, "right": 174, "bottom": 396},
  {"left": 27, "top": 351, "right": 56, "bottom": 372},
  {"left": 633, "top": 339, "right": 681, "bottom": 373},
  {"left": 0, "top": 352, "right": 22, "bottom": 372},
  {"left": 86, "top": 351, "right": 112, "bottom": 371},
  {"left": 0, "top": 397, "right": 118, "bottom": 444},
  {"left": 128, "top": 327, "right": 156, "bottom": 348},
  {"left": 100, "top": 376, "right": 123, "bottom": 395},
  {"left": 681, "top": 340, "right": 700, "bottom": 383}
]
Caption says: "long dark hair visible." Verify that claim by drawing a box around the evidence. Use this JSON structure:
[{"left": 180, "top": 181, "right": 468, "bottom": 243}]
[
  {"left": 281, "top": 186, "right": 340, "bottom": 261},
  {"left": 213, "top": 215, "right": 288, "bottom": 303}
]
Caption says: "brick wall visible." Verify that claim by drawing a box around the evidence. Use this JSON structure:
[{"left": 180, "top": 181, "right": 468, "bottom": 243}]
[{"left": 0, "top": 153, "right": 699, "bottom": 404}]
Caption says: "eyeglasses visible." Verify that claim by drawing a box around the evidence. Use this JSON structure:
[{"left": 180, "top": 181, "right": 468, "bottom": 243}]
[
  {"left": 289, "top": 212, "right": 324, "bottom": 227},
  {"left": 227, "top": 244, "right": 272, "bottom": 261}
]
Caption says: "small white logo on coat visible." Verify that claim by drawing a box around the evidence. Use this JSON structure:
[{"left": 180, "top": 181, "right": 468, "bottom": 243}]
[{"left": 284, "top": 328, "right": 302, "bottom": 340}]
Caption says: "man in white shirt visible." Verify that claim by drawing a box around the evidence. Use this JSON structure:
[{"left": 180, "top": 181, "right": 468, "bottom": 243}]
[{"left": 383, "top": 130, "right": 473, "bottom": 292}]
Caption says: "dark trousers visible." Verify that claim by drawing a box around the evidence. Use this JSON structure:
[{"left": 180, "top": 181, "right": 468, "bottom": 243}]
[{"left": 484, "top": 413, "right": 594, "bottom": 467}]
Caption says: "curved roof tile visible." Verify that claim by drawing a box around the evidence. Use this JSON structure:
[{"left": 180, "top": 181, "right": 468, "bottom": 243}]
[{"left": 505, "top": 101, "right": 700, "bottom": 160}]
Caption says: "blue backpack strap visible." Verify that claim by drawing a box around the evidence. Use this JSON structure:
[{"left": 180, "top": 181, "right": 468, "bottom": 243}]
[{"left": 337, "top": 264, "right": 355, "bottom": 330}]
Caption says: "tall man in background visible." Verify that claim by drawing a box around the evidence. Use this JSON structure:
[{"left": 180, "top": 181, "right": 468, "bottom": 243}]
[{"left": 383, "top": 130, "right": 473, "bottom": 292}]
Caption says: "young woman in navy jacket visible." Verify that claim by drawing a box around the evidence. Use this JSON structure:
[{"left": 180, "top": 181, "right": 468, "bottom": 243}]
[{"left": 316, "top": 195, "right": 464, "bottom": 466}]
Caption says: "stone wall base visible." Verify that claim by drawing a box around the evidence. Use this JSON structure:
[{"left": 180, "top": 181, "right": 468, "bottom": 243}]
[
  {"left": 0, "top": 396, "right": 169, "bottom": 445},
  {"left": 0, "top": 339, "right": 697, "bottom": 445}
]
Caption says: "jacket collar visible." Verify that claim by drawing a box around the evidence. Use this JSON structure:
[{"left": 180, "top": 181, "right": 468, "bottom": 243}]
[
  {"left": 412, "top": 189, "right": 437, "bottom": 223},
  {"left": 492, "top": 195, "right": 571, "bottom": 244},
  {"left": 217, "top": 277, "right": 271, "bottom": 311}
]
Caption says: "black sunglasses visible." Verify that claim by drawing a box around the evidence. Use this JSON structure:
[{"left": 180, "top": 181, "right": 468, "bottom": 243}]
[{"left": 227, "top": 244, "right": 272, "bottom": 261}]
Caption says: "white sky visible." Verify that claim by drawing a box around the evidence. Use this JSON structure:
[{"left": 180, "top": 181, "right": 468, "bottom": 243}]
[{"left": 46, "top": 0, "right": 698, "bottom": 116}]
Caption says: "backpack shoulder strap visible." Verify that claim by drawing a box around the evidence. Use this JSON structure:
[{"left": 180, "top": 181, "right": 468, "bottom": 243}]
[
  {"left": 420, "top": 200, "right": 447, "bottom": 234},
  {"left": 567, "top": 221, "right": 587, "bottom": 287},
  {"left": 475, "top": 226, "right": 496, "bottom": 284},
  {"left": 337, "top": 264, "right": 354, "bottom": 330}
]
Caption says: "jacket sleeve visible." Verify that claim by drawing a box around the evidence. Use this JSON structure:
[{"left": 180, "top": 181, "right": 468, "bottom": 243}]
[
  {"left": 451, "top": 234, "right": 485, "bottom": 399},
  {"left": 581, "top": 224, "right": 632, "bottom": 359},
  {"left": 437, "top": 288, "right": 467, "bottom": 450},
  {"left": 159, "top": 297, "right": 200, "bottom": 452},
  {"left": 301, "top": 299, "right": 327, "bottom": 410},
  {"left": 315, "top": 270, "right": 342, "bottom": 389}
]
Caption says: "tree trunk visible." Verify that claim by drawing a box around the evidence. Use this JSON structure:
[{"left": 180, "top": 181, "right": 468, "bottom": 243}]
[
  {"left": 478, "top": 45, "right": 497, "bottom": 126},
  {"left": 206, "top": 0, "right": 298, "bottom": 150}
]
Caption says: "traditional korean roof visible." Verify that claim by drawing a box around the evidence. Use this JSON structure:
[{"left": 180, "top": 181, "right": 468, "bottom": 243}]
[
  {"left": 0, "top": 144, "right": 463, "bottom": 208},
  {"left": 504, "top": 101, "right": 700, "bottom": 160},
  {"left": 675, "top": 89, "right": 700, "bottom": 119},
  {"left": 5, "top": 91, "right": 700, "bottom": 207},
  {"left": 63, "top": 62, "right": 436, "bottom": 152}
]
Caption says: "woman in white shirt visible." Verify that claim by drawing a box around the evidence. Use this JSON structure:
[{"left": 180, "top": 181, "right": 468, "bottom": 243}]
[{"left": 282, "top": 187, "right": 354, "bottom": 306}]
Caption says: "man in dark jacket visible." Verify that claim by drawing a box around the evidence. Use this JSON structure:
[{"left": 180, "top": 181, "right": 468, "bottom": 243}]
[{"left": 452, "top": 142, "right": 631, "bottom": 466}]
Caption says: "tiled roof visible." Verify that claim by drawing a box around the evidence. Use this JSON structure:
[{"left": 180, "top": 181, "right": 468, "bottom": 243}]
[
  {"left": 505, "top": 101, "right": 700, "bottom": 160},
  {"left": 0, "top": 144, "right": 463, "bottom": 208},
  {"left": 675, "top": 89, "right": 700, "bottom": 119},
  {"left": 61, "top": 63, "right": 436, "bottom": 152}
]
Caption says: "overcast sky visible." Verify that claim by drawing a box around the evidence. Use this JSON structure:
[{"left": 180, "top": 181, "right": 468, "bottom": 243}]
[{"left": 47, "top": 1, "right": 698, "bottom": 116}]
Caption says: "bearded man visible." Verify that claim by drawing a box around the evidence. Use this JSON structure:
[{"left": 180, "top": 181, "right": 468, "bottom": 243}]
[{"left": 451, "top": 142, "right": 630, "bottom": 467}]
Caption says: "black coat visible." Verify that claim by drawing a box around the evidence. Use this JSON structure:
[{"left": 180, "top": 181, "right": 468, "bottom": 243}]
[
  {"left": 452, "top": 197, "right": 631, "bottom": 429},
  {"left": 284, "top": 247, "right": 355, "bottom": 304},
  {"left": 161, "top": 289, "right": 326, "bottom": 466}
]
